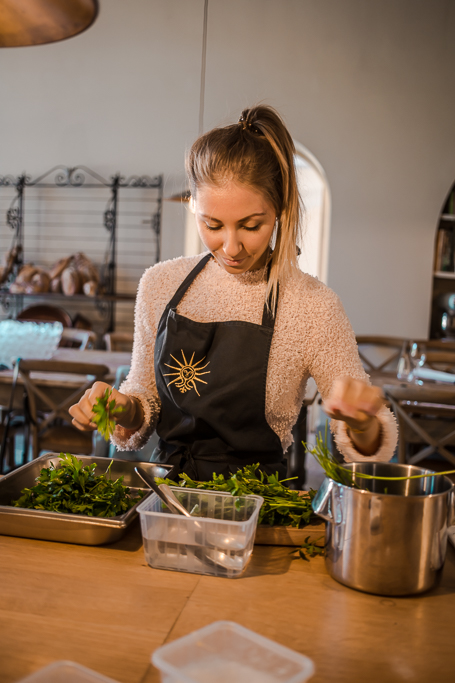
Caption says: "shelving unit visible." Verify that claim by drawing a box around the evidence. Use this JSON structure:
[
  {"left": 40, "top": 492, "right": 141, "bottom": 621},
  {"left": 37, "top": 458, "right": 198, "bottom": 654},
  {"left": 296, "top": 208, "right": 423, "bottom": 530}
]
[
  {"left": 430, "top": 185, "right": 455, "bottom": 339},
  {"left": 433, "top": 271, "right": 455, "bottom": 280},
  {"left": 0, "top": 166, "right": 163, "bottom": 334}
]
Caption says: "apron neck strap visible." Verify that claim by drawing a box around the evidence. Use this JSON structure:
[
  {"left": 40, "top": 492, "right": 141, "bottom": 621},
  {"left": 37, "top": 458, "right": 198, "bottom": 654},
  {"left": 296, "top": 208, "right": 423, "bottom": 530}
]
[
  {"left": 166, "top": 253, "right": 212, "bottom": 310},
  {"left": 261, "top": 284, "right": 279, "bottom": 329},
  {"left": 167, "top": 252, "right": 279, "bottom": 330}
]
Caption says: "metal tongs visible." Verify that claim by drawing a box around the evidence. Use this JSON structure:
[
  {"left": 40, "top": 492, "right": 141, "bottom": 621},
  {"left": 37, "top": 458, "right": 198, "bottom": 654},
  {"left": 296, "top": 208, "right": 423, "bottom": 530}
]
[{"left": 134, "top": 466, "right": 193, "bottom": 516}]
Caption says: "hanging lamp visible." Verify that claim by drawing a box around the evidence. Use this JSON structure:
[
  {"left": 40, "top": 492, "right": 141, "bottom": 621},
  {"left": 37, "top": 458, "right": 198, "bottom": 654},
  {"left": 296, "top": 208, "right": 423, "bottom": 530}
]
[{"left": 0, "top": 0, "right": 98, "bottom": 48}]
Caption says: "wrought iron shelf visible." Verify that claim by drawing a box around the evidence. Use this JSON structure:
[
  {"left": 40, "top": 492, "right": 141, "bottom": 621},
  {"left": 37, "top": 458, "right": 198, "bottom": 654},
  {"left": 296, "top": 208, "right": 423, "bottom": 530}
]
[{"left": 0, "top": 166, "right": 162, "bottom": 331}]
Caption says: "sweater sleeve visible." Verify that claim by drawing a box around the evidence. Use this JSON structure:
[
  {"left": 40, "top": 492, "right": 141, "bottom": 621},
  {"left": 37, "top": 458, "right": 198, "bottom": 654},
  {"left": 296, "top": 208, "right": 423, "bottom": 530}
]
[
  {"left": 110, "top": 266, "right": 162, "bottom": 451},
  {"left": 306, "top": 286, "right": 398, "bottom": 462}
]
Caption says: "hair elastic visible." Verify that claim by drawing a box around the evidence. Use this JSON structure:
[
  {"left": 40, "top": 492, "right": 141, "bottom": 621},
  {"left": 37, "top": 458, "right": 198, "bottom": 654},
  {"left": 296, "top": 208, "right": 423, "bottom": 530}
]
[{"left": 238, "top": 115, "right": 260, "bottom": 135}]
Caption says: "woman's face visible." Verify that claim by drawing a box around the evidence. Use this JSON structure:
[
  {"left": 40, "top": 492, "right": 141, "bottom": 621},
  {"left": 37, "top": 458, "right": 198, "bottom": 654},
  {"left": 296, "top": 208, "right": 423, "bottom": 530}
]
[{"left": 194, "top": 180, "right": 276, "bottom": 274}]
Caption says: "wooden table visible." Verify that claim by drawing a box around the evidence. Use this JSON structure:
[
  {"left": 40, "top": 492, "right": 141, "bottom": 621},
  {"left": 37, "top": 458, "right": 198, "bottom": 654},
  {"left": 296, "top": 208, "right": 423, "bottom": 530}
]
[{"left": 1, "top": 523, "right": 454, "bottom": 683}]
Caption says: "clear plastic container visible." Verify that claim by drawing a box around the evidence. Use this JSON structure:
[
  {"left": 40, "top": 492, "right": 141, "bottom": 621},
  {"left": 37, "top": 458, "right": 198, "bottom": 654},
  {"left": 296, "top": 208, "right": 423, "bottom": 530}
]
[
  {"left": 137, "top": 487, "right": 263, "bottom": 578},
  {"left": 16, "top": 660, "right": 120, "bottom": 683},
  {"left": 0, "top": 319, "right": 63, "bottom": 369},
  {"left": 152, "top": 621, "right": 315, "bottom": 683}
]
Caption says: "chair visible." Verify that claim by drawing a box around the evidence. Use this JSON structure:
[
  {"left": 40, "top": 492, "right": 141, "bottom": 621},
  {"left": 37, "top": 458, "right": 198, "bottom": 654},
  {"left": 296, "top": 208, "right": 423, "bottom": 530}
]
[
  {"left": 384, "top": 383, "right": 455, "bottom": 467},
  {"left": 59, "top": 328, "right": 97, "bottom": 350},
  {"left": 0, "top": 424, "right": 16, "bottom": 472},
  {"left": 356, "top": 336, "right": 407, "bottom": 377},
  {"left": 419, "top": 343, "right": 455, "bottom": 373},
  {"left": 103, "top": 332, "right": 134, "bottom": 353},
  {"left": 0, "top": 362, "right": 31, "bottom": 473},
  {"left": 16, "top": 304, "right": 72, "bottom": 328},
  {"left": 15, "top": 358, "right": 109, "bottom": 460}
]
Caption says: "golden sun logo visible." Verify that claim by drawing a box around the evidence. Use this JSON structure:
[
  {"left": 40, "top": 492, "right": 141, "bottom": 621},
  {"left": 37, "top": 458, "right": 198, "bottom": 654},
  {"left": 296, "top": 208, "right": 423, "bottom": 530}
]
[{"left": 164, "top": 350, "right": 210, "bottom": 396}]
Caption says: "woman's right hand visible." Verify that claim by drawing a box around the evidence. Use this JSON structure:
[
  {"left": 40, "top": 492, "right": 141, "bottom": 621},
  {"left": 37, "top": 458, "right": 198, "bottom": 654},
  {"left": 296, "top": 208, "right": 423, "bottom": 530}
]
[{"left": 69, "top": 381, "right": 142, "bottom": 432}]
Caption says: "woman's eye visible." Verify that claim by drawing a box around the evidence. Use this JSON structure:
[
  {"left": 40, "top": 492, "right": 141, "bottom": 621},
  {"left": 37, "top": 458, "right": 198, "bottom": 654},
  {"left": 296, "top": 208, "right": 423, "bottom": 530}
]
[
  {"left": 205, "top": 223, "right": 221, "bottom": 231},
  {"left": 242, "top": 224, "right": 261, "bottom": 232}
]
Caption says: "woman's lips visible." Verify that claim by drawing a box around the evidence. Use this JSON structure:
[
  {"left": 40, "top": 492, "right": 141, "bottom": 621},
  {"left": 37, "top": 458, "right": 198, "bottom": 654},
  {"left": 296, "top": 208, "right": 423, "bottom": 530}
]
[{"left": 221, "top": 256, "right": 246, "bottom": 266}]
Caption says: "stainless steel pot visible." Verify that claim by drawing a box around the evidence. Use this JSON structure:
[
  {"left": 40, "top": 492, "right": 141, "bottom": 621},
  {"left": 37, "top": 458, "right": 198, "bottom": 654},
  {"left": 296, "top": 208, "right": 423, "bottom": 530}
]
[{"left": 312, "top": 462, "right": 455, "bottom": 596}]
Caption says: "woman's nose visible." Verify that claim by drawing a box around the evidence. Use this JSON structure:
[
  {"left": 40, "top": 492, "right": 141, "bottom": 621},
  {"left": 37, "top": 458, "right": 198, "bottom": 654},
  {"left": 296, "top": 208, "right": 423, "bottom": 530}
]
[{"left": 223, "top": 229, "right": 242, "bottom": 257}]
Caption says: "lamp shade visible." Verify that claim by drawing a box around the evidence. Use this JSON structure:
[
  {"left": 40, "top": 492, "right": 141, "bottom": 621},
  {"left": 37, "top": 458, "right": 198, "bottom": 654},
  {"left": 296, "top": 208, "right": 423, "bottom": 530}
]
[{"left": 0, "top": 0, "right": 98, "bottom": 47}]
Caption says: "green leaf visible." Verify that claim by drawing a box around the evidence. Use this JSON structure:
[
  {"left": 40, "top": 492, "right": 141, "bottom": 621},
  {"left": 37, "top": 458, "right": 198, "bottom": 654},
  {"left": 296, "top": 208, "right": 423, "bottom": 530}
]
[{"left": 91, "top": 388, "right": 125, "bottom": 441}]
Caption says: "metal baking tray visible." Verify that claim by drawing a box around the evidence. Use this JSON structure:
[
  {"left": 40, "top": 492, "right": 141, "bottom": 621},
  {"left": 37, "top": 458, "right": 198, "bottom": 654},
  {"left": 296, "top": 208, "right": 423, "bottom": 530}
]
[{"left": 0, "top": 453, "right": 173, "bottom": 546}]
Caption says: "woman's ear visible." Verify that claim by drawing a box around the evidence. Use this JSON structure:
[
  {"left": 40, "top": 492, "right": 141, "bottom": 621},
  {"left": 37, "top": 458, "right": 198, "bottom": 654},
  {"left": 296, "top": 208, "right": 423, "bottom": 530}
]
[{"left": 189, "top": 196, "right": 196, "bottom": 214}]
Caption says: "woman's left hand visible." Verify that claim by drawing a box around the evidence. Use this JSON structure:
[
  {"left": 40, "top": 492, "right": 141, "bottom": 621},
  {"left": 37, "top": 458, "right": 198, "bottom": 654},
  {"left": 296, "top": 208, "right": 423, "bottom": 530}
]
[{"left": 323, "top": 376, "right": 383, "bottom": 455}]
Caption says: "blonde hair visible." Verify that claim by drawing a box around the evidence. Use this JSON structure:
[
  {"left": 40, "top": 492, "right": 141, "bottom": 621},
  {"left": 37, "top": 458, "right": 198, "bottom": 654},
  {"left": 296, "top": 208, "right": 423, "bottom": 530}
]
[{"left": 186, "top": 104, "right": 302, "bottom": 312}]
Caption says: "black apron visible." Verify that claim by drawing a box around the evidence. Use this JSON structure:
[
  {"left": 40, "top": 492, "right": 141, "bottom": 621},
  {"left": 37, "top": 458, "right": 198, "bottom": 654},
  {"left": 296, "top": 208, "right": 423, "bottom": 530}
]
[{"left": 150, "top": 253, "right": 285, "bottom": 481}]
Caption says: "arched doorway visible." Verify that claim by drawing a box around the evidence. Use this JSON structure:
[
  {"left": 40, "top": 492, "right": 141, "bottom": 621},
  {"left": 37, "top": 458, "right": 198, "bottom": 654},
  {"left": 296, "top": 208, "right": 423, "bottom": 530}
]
[{"left": 294, "top": 141, "right": 331, "bottom": 283}]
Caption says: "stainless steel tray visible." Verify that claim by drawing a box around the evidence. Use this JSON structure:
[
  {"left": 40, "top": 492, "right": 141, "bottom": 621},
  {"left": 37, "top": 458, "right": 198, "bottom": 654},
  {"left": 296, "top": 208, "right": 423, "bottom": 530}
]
[{"left": 0, "top": 454, "right": 173, "bottom": 546}]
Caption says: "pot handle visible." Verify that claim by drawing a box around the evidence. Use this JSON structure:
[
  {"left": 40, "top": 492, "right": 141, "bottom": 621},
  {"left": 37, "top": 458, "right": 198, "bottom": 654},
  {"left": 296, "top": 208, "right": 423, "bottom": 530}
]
[
  {"left": 449, "top": 487, "right": 455, "bottom": 527},
  {"left": 312, "top": 477, "right": 336, "bottom": 522}
]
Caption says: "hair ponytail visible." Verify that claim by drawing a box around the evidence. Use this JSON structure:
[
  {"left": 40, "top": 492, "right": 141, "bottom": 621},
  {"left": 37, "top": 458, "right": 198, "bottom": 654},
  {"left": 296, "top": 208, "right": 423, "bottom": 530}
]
[{"left": 186, "top": 104, "right": 302, "bottom": 313}]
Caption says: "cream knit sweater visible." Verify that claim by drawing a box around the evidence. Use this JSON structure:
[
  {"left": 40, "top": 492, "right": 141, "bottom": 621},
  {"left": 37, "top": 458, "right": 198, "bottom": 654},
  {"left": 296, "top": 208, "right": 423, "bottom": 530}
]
[{"left": 112, "top": 254, "right": 398, "bottom": 462}]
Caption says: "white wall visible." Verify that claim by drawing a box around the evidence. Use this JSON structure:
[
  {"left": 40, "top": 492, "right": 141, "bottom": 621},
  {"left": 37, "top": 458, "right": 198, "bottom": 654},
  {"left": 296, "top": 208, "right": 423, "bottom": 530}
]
[{"left": 1, "top": 0, "right": 455, "bottom": 337}]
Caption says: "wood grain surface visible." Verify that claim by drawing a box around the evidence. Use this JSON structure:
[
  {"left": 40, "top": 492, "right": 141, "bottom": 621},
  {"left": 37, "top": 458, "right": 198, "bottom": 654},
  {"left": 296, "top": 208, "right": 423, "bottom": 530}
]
[
  {"left": 255, "top": 520, "right": 325, "bottom": 546},
  {"left": 1, "top": 519, "right": 454, "bottom": 683}
]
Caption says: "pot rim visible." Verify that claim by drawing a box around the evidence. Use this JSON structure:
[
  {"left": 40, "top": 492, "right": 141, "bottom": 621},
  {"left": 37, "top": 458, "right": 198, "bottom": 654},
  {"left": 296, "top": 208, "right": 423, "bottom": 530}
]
[{"left": 330, "top": 461, "right": 454, "bottom": 499}]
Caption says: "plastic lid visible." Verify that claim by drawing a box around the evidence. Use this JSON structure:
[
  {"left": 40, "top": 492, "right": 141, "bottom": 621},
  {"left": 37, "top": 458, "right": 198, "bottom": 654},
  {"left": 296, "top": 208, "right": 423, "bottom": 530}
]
[
  {"left": 152, "top": 621, "right": 315, "bottom": 683},
  {"left": 15, "top": 661, "right": 120, "bottom": 683}
]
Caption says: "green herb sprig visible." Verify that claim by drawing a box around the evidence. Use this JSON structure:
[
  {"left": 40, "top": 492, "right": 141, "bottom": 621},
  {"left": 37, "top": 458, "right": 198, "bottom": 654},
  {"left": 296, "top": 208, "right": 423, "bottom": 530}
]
[
  {"left": 304, "top": 424, "right": 356, "bottom": 486},
  {"left": 92, "top": 388, "right": 124, "bottom": 441},
  {"left": 155, "top": 464, "right": 318, "bottom": 528},
  {"left": 304, "top": 422, "right": 455, "bottom": 486},
  {"left": 12, "top": 453, "right": 144, "bottom": 517},
  {"left": 294, "top": 536, "right": 325, "bottom": 561}
]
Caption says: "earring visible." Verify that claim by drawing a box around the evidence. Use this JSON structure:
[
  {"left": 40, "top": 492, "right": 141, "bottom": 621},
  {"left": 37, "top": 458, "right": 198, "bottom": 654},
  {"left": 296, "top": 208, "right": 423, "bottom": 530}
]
[{"left": 270, "top": 219, "right": 279, "bottom": 250}]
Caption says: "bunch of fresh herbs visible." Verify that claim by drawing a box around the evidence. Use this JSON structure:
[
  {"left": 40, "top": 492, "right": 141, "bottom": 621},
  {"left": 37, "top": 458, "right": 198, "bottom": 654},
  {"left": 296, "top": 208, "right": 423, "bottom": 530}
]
[
  {"left": 155, "top": 464, "right": 318, "bottom": 528},
  {"left": 92, "top": 388, "right": 124, "bottom": 441},
  {"left": 12, "top": 453, "right": 144, "bottom": 517}
]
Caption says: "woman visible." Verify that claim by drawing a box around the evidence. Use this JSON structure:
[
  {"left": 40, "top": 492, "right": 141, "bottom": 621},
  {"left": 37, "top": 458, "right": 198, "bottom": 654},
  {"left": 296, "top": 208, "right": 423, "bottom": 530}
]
[{"left": 69, "top": 105, "right": 397, "bottom": 480}]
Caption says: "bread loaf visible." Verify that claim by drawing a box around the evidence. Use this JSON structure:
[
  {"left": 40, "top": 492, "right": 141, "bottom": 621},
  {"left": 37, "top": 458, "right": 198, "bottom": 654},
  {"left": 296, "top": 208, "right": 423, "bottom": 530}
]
[
  {"left": 73, "top": 252, "right": 99, "bottom": 285},
  {"left": 9, "top": 282, "right": 26, "bottom": 294},
  {"left": 61, "top": 267, "right": 81, "bottom": 296},
  {"left": 30, "top": 272, "right": 50, "bottom": 293},
  {"left": 50, "top": 276, "right": 62, "bottom": 293},
  {"left": 83, "top": 280, "right": 98, "bottom": 297},
  {"left": 16, "top": 264, "right": 38, "bottom": 285},
  {"left": 49, "top": 256, "right": 72, "bottom": 280}
]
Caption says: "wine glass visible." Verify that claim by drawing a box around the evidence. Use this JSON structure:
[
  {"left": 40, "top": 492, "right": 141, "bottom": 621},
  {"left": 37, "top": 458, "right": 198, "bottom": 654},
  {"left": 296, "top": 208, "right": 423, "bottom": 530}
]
[
  {"left": 397, "top": 341, "right": 412, "bottom": 382},
  {"left": 409, "top": 341, "right": 427, "bottom": 384}
]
